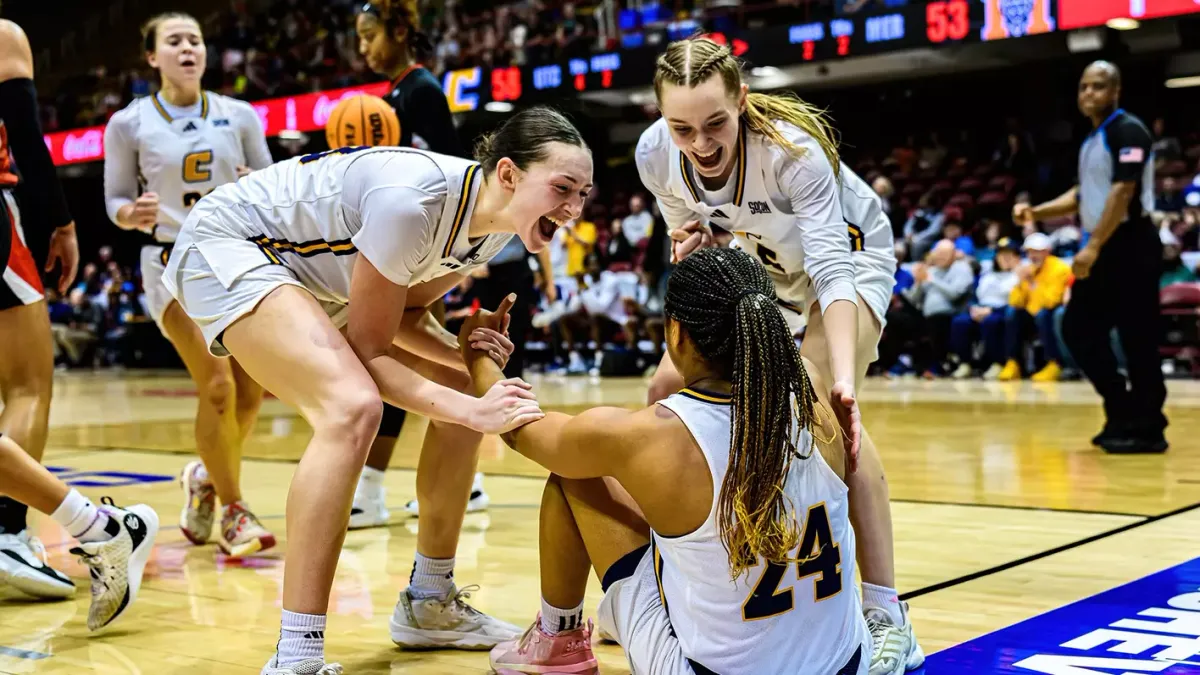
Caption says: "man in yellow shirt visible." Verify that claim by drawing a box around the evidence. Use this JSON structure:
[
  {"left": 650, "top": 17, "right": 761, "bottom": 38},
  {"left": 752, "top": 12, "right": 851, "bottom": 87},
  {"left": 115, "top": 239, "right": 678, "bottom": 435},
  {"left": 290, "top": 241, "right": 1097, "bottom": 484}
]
[
  {"left": 564, "top": 218, "right": 597, "bottom": 278},
  {"left": 998, "top": 233, "right": 1073, "bottom": 381}
]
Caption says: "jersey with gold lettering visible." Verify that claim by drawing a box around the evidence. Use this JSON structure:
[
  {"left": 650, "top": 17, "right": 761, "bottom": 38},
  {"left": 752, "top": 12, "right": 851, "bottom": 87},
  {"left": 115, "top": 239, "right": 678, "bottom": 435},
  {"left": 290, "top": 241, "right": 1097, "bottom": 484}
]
[
  {"left": 104, "top": 91, "right": 272, "bottom": 243},
  {"left": 652, "top": 388, "right": 870, "bottom": 674}
]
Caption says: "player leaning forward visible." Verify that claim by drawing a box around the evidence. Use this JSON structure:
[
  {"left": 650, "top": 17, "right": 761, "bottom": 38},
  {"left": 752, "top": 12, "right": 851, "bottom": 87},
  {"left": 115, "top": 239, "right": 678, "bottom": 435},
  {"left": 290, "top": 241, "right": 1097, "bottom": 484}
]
[
  {"left": 162, "top": 107, "right": 591, "bottom": 674},
  {"left": 638, "top": 38, "right": 921, "bottom": 674}
]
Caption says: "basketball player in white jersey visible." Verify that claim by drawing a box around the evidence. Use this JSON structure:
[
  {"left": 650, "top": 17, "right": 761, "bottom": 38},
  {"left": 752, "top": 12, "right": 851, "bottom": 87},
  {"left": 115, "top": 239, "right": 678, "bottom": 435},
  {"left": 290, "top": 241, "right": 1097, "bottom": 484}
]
[
  {"left": 103, "top": 12, "right": 275, "bottom": 559},
  {"left": 636, "top": 38, "right": 921, "bottom": 674},
  {"left": 161, "top": 106, "right": 591, "bottom": 675},
  {"left": 461, "top": 247, "right": 869, "bottom": 675},
  {"left": 0, "top": 17, "right": 158, "bottom": 631}
]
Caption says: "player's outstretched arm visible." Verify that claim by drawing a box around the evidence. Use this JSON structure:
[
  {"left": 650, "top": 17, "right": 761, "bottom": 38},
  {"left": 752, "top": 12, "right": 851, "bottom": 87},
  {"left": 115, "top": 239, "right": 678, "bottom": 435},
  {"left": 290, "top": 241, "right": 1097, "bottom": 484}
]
[{"left": 460, "top": 296, "right": 639, "bottom": 479}]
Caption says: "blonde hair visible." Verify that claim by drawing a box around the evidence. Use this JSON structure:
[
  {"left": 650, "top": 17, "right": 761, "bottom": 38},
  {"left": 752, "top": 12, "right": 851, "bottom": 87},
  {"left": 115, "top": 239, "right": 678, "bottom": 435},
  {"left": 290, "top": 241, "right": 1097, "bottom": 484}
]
[
  {"left": 141, "top": 12, "right": 199, "bottom": 54},
  {"left": 653, "top": 37, "right": 840, "bottom": 177}
]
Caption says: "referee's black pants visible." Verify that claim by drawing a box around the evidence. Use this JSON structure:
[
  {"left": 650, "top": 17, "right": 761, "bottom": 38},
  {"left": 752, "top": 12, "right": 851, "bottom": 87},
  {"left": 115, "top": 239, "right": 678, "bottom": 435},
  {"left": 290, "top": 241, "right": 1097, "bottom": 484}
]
[{"left": 1062, "top": 220, "right": 1167, "bottom": 435}]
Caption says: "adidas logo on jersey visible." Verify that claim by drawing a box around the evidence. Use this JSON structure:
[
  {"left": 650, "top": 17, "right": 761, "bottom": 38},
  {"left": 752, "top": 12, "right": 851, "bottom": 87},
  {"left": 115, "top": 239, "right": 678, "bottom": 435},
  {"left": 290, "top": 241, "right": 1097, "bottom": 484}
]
[
  {"left": 182, "top": 121, "right": 198, "bottom": 132},
  {"left": 749, "top": 201, "right": 771, "bottom": 215},
  {"left": 442, "top": 261, "right": 462, "bottom": 269},
  {"left": 710, "top": 209, "right": 729, "bottom": 220}
]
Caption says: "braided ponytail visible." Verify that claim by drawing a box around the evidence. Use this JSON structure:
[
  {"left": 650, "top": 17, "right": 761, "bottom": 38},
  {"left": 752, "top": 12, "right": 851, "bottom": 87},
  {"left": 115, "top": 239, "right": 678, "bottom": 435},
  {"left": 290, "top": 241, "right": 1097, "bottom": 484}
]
[{"left": 664, "top": 248, "right": 822, "bottom": 579}]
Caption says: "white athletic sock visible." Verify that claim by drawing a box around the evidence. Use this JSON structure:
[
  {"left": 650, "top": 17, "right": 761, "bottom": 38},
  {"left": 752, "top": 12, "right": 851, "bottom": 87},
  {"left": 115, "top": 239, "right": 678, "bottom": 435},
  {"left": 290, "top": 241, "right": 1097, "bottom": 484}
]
[
  {"left": 408, "top": 553, "right": 455, "bottom": 599},
  {"left": 50, "top": 489, "right": 115, "bottom": 543},
  {"left": 862, "top": 582, "right": 905, "bottom": 626},
  {"left": 540, "top": 598, "right": 584, "bottom": 635},
  {"left": 360, "top": 466, "right": 385, "bottom": 483},
  {"left": 194, "top": 463, "right": 210, "bottom": 483},
  {"left": 276, "top": 610, "right": 325, "bottom": 667}
]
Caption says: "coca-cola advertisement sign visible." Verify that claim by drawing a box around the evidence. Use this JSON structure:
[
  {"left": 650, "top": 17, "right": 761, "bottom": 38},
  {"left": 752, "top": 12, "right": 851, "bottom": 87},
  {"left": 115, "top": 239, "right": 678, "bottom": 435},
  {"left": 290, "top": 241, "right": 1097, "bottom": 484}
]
[{"left": 44, "top": 82, "right": 392, "bottom": 166}]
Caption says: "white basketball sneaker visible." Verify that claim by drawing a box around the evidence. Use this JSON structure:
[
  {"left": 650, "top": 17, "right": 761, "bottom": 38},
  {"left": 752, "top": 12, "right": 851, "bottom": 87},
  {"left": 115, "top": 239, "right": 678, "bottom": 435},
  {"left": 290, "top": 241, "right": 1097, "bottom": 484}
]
[
  {"left": 0, "top": 530, "right": 75, "bottom": 598},
  {"left": 404, "top": 473, "right": 490, "bottom": 518},
  {"left": 867, "top": 603, "right": 924, "bottom": 675},
  {"left": 261, "top": 658, "right": 343, "bottom": 675},
  {"left": 70, "top": 499, "right": 159, "bottom": 631},
  {"left": 349, "top": 470, "right": 389, "bottom": 530},
  {"left": 390, "top": 584, "right": 522, "bottom": 649},
  {"left": 179, "top": 460, "right": 215, "bottom": 545}
]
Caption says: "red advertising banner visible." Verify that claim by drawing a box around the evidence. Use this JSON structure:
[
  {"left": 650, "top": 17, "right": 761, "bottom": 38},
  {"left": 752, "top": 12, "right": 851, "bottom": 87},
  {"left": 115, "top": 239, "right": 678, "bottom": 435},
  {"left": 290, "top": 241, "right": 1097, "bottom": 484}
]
[
  {"left": 1058, "top": 0, "right": 1200, "bottom": 29},
  {"left": 43, "top": 81, "right": 391, "bottom": 166}
]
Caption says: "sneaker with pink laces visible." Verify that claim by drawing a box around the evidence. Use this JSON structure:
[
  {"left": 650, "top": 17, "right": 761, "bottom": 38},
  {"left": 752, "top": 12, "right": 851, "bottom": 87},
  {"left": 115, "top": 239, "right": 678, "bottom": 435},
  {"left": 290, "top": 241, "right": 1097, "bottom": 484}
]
[
  {"left": 218, "top": 501, "right": 276, "bottom": 558},
  {"left": 489, "top": 616, "right": 598, "bottom": 675}
]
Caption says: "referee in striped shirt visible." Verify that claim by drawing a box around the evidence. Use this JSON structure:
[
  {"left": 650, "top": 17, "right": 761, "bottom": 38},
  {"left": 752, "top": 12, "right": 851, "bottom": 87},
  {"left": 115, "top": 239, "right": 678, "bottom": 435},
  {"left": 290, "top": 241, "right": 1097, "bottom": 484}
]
[{"left": 1016, "top": 61, "right": 1167, "bottom": 454}]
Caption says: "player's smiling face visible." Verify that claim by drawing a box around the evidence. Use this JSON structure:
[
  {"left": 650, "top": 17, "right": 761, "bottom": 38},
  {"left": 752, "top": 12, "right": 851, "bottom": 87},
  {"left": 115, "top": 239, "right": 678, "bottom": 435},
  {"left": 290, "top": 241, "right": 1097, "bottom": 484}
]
[
  {"left": 501, "top": 142, "right": 593, "bottom": 253},
  {"left": 148, "top": 18, "right": 206, "bottom": 84},
  {"left": 660, "top": 74, "right": 746, "bottom": 183}
]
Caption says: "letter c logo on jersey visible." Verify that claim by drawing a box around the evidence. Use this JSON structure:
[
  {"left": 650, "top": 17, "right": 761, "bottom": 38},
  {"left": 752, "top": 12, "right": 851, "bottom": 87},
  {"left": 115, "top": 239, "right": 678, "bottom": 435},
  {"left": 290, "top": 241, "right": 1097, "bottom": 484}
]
[{"left": 182, "top": 150, "right": 214, "bottom": 184}]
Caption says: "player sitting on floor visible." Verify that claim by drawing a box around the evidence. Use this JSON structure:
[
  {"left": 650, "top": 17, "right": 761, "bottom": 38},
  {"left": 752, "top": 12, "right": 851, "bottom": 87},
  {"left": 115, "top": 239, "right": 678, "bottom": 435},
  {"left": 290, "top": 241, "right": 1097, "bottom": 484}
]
[{"left": 458, "top": 247, "right": 872, "bottom": 675}]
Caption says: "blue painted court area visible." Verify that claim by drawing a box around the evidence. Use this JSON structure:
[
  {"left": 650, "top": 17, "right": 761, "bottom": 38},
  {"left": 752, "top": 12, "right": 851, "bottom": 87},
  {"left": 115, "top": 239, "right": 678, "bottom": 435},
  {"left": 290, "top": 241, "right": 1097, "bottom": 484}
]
[
  {"left": 917, "top": 556, "right": 1200, "bottom": 674},
  {"left": 45, "top": 465, "right": 173, "bottom": 488}
]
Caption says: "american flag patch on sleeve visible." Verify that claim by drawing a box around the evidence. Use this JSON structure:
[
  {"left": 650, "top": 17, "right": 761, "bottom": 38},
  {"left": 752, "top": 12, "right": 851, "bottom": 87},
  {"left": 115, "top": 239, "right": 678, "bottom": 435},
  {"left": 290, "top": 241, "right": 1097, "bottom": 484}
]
[{"left": 1119, "top": 147, "right": 1145, "bottom": 164}]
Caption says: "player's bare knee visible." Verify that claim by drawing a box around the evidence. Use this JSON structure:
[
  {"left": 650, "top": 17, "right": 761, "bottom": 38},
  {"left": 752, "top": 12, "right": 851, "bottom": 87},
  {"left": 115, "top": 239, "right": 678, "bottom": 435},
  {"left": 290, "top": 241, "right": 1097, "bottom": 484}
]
[
  {"left": 323, "top": 388, "right": 384, "bottom": 455},
  {"left": 202, "top": 374, "right": 236, "bottom": 415}
]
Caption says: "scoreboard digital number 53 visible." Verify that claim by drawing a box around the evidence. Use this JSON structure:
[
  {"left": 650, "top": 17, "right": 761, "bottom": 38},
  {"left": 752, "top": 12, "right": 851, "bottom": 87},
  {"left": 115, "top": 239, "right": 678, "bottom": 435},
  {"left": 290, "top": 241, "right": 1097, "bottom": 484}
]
[{"left": 926, "top": 0, "right": 970, "bottom": 42}]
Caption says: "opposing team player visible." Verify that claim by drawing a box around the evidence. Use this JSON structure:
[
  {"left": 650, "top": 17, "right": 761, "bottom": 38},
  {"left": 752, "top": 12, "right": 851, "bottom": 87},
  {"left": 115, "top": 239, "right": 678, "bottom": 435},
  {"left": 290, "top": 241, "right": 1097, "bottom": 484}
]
[
  {"left": 458, "top": 247, "right": 869, "bottom": 675},
  {"left": 0, "top": 16, "right": 82, "bottom": 598},
  {"left": 0, "top": 433, "right": 160, "bottom": 630},
  {"left": 636, "top": 38, "right": 921, "bottom": 673},
  {"left": 161, "top": 107, "right": 591, "bottom": 674},
  {"left": 351, "top": 0, "right": 490, "bottom": 529},
  {"left": 103, "top": 13, "right": 275, "bottom": 557}
]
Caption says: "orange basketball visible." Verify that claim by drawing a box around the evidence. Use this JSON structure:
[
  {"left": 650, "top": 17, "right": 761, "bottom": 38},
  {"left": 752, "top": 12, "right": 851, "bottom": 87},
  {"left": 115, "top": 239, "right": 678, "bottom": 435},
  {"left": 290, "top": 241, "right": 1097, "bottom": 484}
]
[{"left": 324, "top": 94, "right": 401, "bottom": 148}]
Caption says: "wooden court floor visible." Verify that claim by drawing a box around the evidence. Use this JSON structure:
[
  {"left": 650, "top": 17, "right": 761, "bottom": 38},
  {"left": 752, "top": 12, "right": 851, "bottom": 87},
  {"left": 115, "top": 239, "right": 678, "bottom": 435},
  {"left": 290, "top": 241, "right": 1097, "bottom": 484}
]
[{"left": 3, "top": 371, "right": 1200, "bottom": 673}]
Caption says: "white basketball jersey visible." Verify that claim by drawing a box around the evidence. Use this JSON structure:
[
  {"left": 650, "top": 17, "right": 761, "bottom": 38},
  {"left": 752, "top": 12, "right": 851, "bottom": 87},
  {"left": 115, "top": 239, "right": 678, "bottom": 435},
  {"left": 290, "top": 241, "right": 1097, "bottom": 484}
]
[
  {"left": 177, "top": 147, "right": 512, "bottom": 307},
  {"left": 641, "top": 118, "right": 895, "bottom": 318},
  {"left": 654, "top": 388, "right": 870, "bottom": 675},
  {"left": 106, "top": 92, "right": 269, "bottom": 242}
]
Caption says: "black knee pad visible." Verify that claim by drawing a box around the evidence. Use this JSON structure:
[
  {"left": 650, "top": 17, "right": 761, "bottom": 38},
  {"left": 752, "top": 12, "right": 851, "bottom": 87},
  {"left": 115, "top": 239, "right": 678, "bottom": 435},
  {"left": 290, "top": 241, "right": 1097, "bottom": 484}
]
[{"left": 377, "top": 403, "right": 408, "bottom": 438}]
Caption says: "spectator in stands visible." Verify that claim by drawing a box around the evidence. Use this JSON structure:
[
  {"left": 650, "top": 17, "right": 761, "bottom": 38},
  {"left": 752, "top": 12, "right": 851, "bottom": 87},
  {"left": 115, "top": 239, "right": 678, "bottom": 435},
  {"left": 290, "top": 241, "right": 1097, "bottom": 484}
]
[
  {"left": 904, "top": 192, "right": 944, "bottom": 261},
  {"left": 996, "top": 233, "right": 1071, "bottom": 381},
  {"left": 871, "top": 176, "right": 900, "bottom": 234},
  {"left": 974, "top": 219, "right": 1004, "bottom": 266},
  {"left": 620, "top": 194, "right": 654, "bottom": 249},
  {"left": 948, "top": 237, "right": 1021, "bottom": 378},
  {"left": 556, "top": 253, "right": 642, "bottom": 375},
  {"left": 1161, "top": 228, "right": 1198, "bottom": 287},
  {"left": 904, "top": 239, "right": 975, "bottom": 375},
  {"left": 1156, "top": 176, "right": 1184, "bottom": 213},
  {"left": 941, "top": 211, "right": 975, "bottom": 258},
  {"left": 51, "top": 288, "right": 102, "bottom": 368},
  {"left": 876, "top": 242, "right": 919, "bottom": 376}
]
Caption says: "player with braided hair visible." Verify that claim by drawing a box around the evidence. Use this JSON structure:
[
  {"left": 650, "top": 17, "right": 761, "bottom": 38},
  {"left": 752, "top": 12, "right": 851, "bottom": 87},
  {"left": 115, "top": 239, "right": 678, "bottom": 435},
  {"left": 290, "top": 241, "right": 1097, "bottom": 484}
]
[
  {"left": 458, "top": 247, "right": 869, "bottom": 674},
  {"left": 637, "top": 36, "right": 921, "bottom": 674}
]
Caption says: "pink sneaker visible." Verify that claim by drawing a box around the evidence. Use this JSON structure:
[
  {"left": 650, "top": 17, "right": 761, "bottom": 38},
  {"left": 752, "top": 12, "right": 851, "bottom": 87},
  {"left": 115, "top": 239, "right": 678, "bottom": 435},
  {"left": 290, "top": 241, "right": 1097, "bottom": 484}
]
[{"left": 489, "top": 616, "right": 599, "bottom": 675}]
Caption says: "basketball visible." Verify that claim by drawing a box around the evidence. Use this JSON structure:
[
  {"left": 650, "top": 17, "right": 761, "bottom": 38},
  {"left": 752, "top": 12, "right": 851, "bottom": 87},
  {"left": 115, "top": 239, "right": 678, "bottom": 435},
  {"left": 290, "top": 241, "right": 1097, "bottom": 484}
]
[{"left": 324, "top": 94, "right": 401, "bottom": 148}]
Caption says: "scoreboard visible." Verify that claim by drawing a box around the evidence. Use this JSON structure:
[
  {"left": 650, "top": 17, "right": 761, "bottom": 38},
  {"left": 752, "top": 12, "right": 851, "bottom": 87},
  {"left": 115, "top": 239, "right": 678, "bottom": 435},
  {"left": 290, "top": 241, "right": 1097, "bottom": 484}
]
[
  {"left": 1058, "top": 0, "right": 1200, "bottom": 29},
  {"left": 442, "top": 0, "right": 1061, "bottom": 113}
]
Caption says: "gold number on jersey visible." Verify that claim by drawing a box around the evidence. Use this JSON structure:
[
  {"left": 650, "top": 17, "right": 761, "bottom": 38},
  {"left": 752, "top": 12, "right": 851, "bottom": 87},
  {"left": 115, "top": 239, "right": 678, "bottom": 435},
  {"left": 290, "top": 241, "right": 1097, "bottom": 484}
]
[
  {"left": 182, "top": 150, "right": 214, "bottom": 183},
  {"left": 755, "top": 243, "right": 786, "bottom": 274},
  {"left": 848, "top": 223, "right": 865, "bottom": 252},
  {"left": 183, "top": 188, "right": 215, "bottom": 208},
  {"left": 741, "top": 502, "right": 843, "bottom": 622}
]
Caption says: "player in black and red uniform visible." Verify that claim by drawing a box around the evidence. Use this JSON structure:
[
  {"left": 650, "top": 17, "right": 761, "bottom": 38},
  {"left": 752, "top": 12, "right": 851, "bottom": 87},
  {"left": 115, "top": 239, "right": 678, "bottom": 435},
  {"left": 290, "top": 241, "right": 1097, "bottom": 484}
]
[
  {"left": 0, "top": 19, "right": 161, "bottom": 624},
  {"left": 350, "top": 0, "right": 491, "bottom": 535}
]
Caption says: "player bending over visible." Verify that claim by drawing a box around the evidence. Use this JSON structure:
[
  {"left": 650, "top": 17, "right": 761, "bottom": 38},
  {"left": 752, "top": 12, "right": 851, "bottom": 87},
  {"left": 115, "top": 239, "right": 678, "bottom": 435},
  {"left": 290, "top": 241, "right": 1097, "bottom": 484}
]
[
  {"left": 460, "top": 247, "right": 871, "bottom": 675},
  {"left": 161, "top": 106, "right": 591, "bottom": 674}
]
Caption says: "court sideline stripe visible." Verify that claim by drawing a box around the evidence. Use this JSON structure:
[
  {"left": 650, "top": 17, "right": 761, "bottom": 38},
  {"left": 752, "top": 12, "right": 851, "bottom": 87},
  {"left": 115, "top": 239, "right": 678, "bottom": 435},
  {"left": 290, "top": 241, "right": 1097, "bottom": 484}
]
[
  {"left": 899, "top": 498, "right": 1200, "bottom": 602},
  {"left": 891, "top": 498, "right": 1144, "bottom": 519}
]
